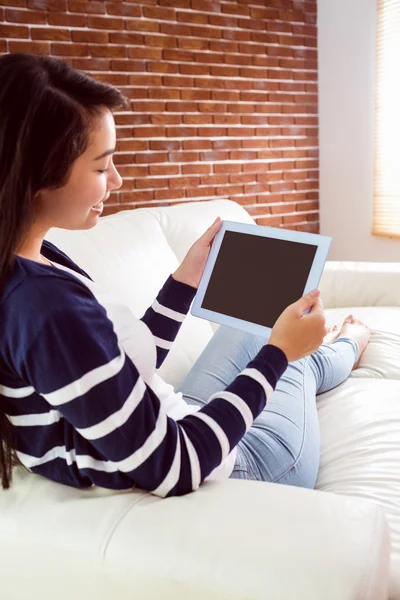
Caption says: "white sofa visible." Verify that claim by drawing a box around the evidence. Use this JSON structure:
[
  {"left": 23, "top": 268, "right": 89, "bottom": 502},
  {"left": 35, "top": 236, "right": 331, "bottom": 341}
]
[{"left": 1, "top": 199, "right": 399, "bottom": 600}]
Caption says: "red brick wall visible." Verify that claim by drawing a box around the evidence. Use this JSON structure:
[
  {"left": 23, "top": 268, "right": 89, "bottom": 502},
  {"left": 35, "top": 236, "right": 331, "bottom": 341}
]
[{"left": 0, "top": 0, "right": 319, "bottom": 231}]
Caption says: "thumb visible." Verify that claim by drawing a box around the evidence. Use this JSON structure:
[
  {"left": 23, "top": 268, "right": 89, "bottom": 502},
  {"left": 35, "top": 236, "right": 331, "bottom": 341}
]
[
  {"left": 199, "top": 217, "right": 222, "bottom": 245},
  {"left": 294, "top": 289, "right": 320, "bottom": 315}
]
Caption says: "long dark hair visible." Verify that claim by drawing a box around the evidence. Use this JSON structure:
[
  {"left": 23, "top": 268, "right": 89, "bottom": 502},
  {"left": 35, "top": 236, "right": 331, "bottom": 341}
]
[{"left": 0, "top": 53, "right": 127, "bottom": 489}]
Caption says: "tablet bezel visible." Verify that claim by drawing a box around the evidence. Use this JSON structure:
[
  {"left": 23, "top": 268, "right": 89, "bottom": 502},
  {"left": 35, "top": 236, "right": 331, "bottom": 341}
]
[{"left": 191, "top": 220, "right": 332, "bottom": 338}]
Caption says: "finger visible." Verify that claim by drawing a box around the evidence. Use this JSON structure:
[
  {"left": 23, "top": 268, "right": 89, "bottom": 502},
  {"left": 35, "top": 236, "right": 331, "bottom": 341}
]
[
  {"left": 199, "top": 217, "right": 222, "bottom": 244},
  {"left": 309, "top": 297, "right": 324, "bottom": 315},
  {"left": 294, "top": 289, "right": 320, "bottom": 314}
]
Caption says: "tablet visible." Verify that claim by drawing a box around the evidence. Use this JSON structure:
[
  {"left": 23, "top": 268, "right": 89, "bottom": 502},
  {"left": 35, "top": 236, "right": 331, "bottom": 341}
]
[{"left": 191, "top": 220, "right": 332, "bottom": 338}]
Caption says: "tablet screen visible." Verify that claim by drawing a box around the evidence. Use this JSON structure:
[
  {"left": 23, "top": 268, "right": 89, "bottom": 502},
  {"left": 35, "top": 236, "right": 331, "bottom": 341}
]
[{"left": 201, "top": 231, "right": 318, "bottom": 329}]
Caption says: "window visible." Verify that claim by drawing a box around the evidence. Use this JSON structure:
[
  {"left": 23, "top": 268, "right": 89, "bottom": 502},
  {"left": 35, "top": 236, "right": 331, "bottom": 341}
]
[{"left": 372, "top": 0, "right": 400, "bottom": 238}]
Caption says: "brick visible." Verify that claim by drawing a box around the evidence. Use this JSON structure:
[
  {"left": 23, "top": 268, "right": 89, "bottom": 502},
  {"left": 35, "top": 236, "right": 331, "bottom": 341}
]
[
  {"left": 182, "top": 140, "right": 212, "bottom": 150},
  {"left": 129, "top": 74, "right": 162, "bottom": 86},
  {"left": 9, "top": 40, "right": 50, "bottom": 53},
  {"left": 198, "top": 102, "right": 227, "bottom": 114},
  {"left": 135, "top": 177, "right": 168, "bottom": 189},
  {"left": 182, "top": 164, "right": 211, "bottom": 175},
  {"left": 72, "top": 30, "right": 109, "bottom": 43},
  {"left": 107, "top": 2, "right": 141, "bottom": 16},
  {"left": 117, "top": 166, "right": 148, "bottom": 178},
  {"left": 119, "top": 142, "right": 148, "bottom": 154},
  {"left": 120, "top": 191, "right": 154, "bottom": 204},
  {"left": 148, "top": 62, "right": 179, "bottom": 74},
  {"left": 97, "top": 71, "right": 127, "bottom": 82},
  {"left": 163, "top": 49, "right": 195, "bottom": 62},
  {"left": 221, "top": 2, "right": 249, "bottom": 16},
  {"left": 159, "top": 0, "right": 189, "bottom": 7},
  {"left": 52, "top": 43, "right": 89, "bottom": 57},
  {"left": 134, "top": 152, "right": 168, "bottom": 164},
  {"left": 166, "top": 126, "right": 196, "bottom": 137},
  {"left": 192, "top": 25, "right": 221, "bottom": 39},
  {"left": 149, "top": 88, "right": 179, "bottom": 99},
  {"left": 72, "top": 57, "right": 111, "bottom": 71},
  {"left": 209, "top": 15, "right": 237, "bottom": 27},
  {"left": 195, "top": 52, "right": 225, "bottom": 64},
  {"left": 48, "top": 12, "right": 86, "bottom": 26},
  {"left": 143, "top": 6, "right": 176, "bottom": 20},
  {"left": 211, "top": 66, "right": 240, "bottom": 77},
  {"left": 213, "top": 139, "right": 241, "bottom": 150},
  {"left": 110, "top": 32, "right": 144, "bottom": 45},
  {"left": 200, "top": 151, "right": 229, "bottom": 161},
  {"left": 150, "top": 141, "right": 180, "bottom": 151},
  {"left": 205, "top": 176, "right": 231, "bottom": 189},
  {"left": 146, "top": 36, "right": 177, "bottom": 50},
  {"left": 32, "top": 27, "right": 70, "bottom": 41},
  {"left": 197, "top": 77, "right": 225, "bottom": 89},
  {"left": 223, "top": 29, "right": 251, "bottom": 42},
  {"left": 151, "top": 114, "right": 181, "bottom": 125},
  {"left": 6, "top": 8, "right": 46, "bottom": 23},
  {"left": 197, "top": 127, "right": 226, "bottom": 137},
  {"left": 214, "top": 163, "right": 241, "bottom": 173},
  {"left": 169, "top": 151, "right": 199, "bottom": 163},
  {"left": 186, "top": 186, "right": 217, "bottom": 198},
  {"left": 257, "top": 216, "right": 283, "bottom": 227},
  {"left": 177, "top": 10, "right": 208, "bottom": 24},
  {"left": 88, "top": 15, "right": 124, "bottom": 30},
  {"left": 133, "top": 126, "right": 166, "bottom": 138},
  {"left": 214, "top": 115, "right": 240, "bottom": 125},
  {"left": 230, "top": 150, "right": 257, "bottom": 161},
  {"left": 210, "top": 40, "right": 238, "bottom": 53},
  {"left": 27, "top": 0, "right": 66, "bottom": 9},
  {"left": 180, "top": 64, "right": 210, "bottom": 76},
  {"left": 150, "top": 165, "right": 180, "bottom": 176},
  {"left": 0, "top": 0, "right": 25, "bottom": 6},
  {"left": 0, "top": 24, "right": 29, "bottom": 38},
  {"left": 169, "top": 176, "right": 200, "bottom": 188},
  {"left": 69, "top": 0, "right": 106, "bottom": 12},
  {"left": 225, "top": 54, "right": 252, "bottom": 66},
  {"left": 126, "top": 19, "right": 159, "bottom": 32},
  {"left": 163, "top": 75, "right": 194, "bottom": 87},
  {"left": 154, "top": 189, "right": 185, "bottom": 201},
  {"left": 161, "top": 22, "right": 191, "bottom": 36}
]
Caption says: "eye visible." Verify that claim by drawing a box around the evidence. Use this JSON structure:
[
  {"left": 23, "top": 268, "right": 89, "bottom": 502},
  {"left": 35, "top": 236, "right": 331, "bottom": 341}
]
[{"left": 97, "top": 168, "right": 111, "bottom": 174}]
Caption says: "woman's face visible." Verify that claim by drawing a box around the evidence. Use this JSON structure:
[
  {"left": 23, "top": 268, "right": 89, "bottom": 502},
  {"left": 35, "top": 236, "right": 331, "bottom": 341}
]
[{"left": 36, "top": 109, "right": 122, "bottom": 231}]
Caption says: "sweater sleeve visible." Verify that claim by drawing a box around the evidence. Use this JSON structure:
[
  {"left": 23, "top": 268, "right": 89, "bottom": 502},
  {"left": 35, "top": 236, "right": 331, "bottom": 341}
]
[
  {"left": 140, "top": 275, "right": 197, "bottom": 368},
  {"left": 15, "top": 277, "right": 287, "bottom": 497}
]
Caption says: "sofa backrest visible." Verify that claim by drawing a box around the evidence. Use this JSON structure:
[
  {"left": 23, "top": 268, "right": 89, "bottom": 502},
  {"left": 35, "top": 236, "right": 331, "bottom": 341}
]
[{"left": 46, "top": 199, "right": 254, "bottom": 388}]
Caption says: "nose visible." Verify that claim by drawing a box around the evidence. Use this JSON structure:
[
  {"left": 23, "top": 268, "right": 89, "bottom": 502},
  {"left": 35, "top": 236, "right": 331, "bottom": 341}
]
[{"left": 108, "top": 162, "right": 123, "bottom": 192}]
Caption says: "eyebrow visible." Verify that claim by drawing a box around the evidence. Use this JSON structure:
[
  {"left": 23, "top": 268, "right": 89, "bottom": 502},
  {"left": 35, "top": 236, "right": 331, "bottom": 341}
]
[{"left": 94, "top": 148, "right": 116, "bottom": 161}]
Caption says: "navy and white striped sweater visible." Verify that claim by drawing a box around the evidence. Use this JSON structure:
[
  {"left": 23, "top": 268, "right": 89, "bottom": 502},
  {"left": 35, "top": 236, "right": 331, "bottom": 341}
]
[{"left": 0, "top": 240, "right": 288, "bottom": 497}]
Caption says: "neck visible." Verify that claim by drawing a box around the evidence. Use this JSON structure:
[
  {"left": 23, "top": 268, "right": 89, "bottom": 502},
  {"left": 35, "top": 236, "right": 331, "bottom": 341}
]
[{"left": 16, "top": 228, "right": 48, "bottom": 264}]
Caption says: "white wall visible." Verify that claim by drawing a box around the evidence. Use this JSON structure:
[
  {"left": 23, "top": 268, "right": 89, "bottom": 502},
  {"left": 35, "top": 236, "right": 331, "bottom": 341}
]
[{"left": 318, "top": 0, "right": 400, "bottom": 261}]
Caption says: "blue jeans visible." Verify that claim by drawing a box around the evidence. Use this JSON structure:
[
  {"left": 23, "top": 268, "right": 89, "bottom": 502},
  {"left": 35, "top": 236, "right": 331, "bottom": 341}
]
[{"left": 176, "top": 326, "right": 358, "bottom": 489}]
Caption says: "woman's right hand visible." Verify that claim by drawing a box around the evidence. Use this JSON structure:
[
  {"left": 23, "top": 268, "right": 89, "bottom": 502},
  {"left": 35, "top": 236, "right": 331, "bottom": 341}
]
[{"left": 268, "top": 290, "right": 328, "bottom": 363}]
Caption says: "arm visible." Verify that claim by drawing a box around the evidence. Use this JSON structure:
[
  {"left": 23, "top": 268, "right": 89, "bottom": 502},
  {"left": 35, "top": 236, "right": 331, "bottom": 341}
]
[
  {"left": 140, "top": 275, "right": 196, "bottom": 369},
  {"left": 16, "top": 278, "right": 287, "bottom": 498}
]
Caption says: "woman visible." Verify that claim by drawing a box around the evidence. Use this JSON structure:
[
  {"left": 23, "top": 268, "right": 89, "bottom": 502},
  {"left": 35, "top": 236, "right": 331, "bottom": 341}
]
[{"left": 0, "top": 53, "right": 370, "bottom": 496}]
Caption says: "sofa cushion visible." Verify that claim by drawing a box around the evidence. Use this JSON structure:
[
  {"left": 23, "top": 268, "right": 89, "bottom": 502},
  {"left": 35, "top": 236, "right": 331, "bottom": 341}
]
[{"left": 316, "top": 378, "right": 400, "bottom": 599}]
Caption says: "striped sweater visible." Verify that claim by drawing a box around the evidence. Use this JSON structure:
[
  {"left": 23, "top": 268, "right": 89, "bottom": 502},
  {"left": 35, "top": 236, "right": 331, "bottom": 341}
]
[{"left": 0, "top": 240, "right": 288, "bottom": 497}]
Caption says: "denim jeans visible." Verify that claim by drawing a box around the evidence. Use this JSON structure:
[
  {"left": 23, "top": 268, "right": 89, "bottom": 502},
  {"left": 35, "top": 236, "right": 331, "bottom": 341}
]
[{"left": 176, "top": 326, "right": 358, "bottom": 489}]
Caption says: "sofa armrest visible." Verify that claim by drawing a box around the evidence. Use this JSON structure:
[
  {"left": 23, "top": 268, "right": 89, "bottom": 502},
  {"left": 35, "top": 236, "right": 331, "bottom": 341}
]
[
  {"left": 0, "top": 472, "right": 390, "bottom": 600},
  {"left": 320, "top": 261, "right": 400, "bottom": 308}
]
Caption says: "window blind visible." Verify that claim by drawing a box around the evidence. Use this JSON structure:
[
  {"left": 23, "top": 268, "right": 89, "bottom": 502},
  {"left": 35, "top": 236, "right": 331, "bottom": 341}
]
[{"left": 373, "top": 0, "right": 400, "bottom": 238}]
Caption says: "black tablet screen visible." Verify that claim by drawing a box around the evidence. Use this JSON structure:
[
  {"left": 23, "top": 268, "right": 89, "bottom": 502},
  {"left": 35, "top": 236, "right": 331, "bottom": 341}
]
[{"left": 201, "top": 231, "right": 318, "bottom": 329}]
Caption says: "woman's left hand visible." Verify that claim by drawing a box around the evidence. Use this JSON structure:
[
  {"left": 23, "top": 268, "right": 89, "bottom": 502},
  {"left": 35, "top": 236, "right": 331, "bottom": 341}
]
[{"left": 172, "top": 217, "right": 222, "bottom": 289}]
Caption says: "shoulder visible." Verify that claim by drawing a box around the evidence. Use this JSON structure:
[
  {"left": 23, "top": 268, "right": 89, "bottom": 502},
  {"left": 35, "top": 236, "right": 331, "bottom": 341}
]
[{"left": 3, "top": 269, "right": 104, "bottom": 328}]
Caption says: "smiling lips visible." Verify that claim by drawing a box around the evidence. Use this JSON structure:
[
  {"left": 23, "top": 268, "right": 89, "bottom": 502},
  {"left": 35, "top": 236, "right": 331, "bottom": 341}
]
[{"left": 91, "top": 201, "right": 103, "bottom": 214}]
